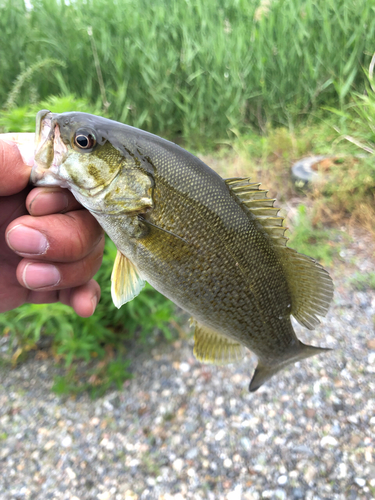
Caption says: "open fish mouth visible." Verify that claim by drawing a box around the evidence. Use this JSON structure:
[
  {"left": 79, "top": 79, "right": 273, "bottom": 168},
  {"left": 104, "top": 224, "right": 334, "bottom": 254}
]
[{"left": 30, "top": 110, "right": 69, "bottom": 187}]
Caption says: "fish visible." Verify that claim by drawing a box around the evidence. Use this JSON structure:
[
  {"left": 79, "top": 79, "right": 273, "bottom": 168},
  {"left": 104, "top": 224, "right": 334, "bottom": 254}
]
[{"left": 30, "top": 110, "right": 334, "bottom": 392}]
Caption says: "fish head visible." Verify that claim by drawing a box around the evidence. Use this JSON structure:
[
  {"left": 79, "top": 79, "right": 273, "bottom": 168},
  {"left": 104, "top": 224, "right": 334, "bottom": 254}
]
[{"left": 31, "top": 110, "right": 154, "bottom": 215}]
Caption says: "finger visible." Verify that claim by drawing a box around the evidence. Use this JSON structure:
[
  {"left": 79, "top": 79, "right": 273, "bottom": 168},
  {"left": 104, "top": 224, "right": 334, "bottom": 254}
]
[
  {"left": 27, "top": 279, "right": 101, "bottom": 318},
  {"left": 0, "top": 133, "right": 35, "bottom": 166},
  {"left": 16, "top": 237, "right": 104, "bottom": 291},
  {"left": 6, "top": 210, "right": 104, "bottom": 262},
  {"left": 0, "top": 135, "right": 34, "bottom": 196},
  {"left": 60, "top": 280, "right": 101, "bottom": 317},
  {"left": 26, "top": 187, "right": 83, "bottom": 216},
  {"left": 26, "top": 290, "right": 59, "bottom": 305}
]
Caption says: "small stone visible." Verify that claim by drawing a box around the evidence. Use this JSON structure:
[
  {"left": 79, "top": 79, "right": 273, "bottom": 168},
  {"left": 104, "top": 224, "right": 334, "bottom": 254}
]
[
  {"left": 103, "top": 400, "right": 114, "bottom": 411},
  {"left": 304, "top": 465, "right": 317, "bottom": 483},
  {"left": 347, "top": 415, "right": 359, "bottom": 424},
  {"left": 97, "top": 493, "right": 111, "bottom": 500},
  {"left": 186, "top": 447, "right": 198, "bottom": 460},
  {"left": 66, "top": 467, "right": 76, "bottom": 480},
  {"left": 305, "top": 408, "right": 316, "bottom": 418},
  {"left": 337, "top": 463, "right": 347, "bottom": 479},
  {"left": 223, "top": 458, "right": 233, "bottom": 468},
  {"left": 240, "top": 437, "right": 251, "bottom": 451},
  {"left": 227, "top": 485, "right": 242, "bottom": 500},
  {"left": 292, "top": 488, "right": 304, "bottom": 499},
  {"left": 100, "top": 438, "right": 115, "bottom": 450},
  {"left": 44, "top": 440, "right": 55, "bottom": 451},
  {"left": 179, "top": 362, "right": 190, "bottom": 372},
  {"left": 215, "top": 429, "right": 226, "bottom": 441},
  {"left": 275, "top": 490, "right": 286, "bottom": 500},
  {"left": 354, "top": 478, "right": 366, "bottom": 488},
  {"left": 277, "top": 475, "right": 288, "bottom": 486},
  {"left": 172, "top": 458, "right": 184, "bottom": 473},
  {"left": 61, "top": 435, "right": 72, "bottom": 448},
  {"left": 320, "top": 435, "right": 338, "bottom": 447},
  {"left": 123, "top": 491, "right": 138, "bottom": 500}
]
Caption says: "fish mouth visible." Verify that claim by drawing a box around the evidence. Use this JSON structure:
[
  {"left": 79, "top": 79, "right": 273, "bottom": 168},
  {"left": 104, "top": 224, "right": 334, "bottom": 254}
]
[{"left": 30, "top": 110, "right": 69, "bottom": 187}]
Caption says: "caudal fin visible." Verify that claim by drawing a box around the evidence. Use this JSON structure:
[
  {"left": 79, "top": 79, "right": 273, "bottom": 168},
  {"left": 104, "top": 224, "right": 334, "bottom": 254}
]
[{"left": 249, "top": 341, "right": 332, "bottom": 392}]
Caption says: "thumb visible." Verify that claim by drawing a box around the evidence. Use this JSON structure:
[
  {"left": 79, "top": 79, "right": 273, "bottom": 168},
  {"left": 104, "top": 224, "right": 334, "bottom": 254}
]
[{"left": 0, "top": 133, "right": 35, "bottom": 196}]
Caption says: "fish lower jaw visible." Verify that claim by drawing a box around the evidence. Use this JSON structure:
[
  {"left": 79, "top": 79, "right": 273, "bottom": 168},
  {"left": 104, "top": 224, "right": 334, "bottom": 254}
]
[{"left": 30, "top": 167, "right": 63, "bottom": 187}]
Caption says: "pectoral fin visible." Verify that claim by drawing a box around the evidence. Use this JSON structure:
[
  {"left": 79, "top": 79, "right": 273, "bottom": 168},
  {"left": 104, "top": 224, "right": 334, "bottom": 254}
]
[
  {"left": 111, "top": 250, "right": 145, "bottom": 308},
  {"left": 191, "top": 319, "right": 246, "bottom": 365}
]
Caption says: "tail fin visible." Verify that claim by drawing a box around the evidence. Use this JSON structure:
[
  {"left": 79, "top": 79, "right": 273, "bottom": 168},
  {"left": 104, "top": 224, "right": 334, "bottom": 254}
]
[{"left": 249, "top": 341, "right": 332, "bottom": 392}]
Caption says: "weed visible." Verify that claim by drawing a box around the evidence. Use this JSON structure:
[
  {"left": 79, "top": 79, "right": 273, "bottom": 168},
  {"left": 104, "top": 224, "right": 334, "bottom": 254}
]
[
  {"left": 0, "top": 237, "right": 177, "bottom": 397},
  {"left": 349, "top": 272, "right": 375, "bottom": 292},
  {"left": 0, "top": 94, "right": 101, "bottom": 133},
  {"left": 288, "top": 205, "right": 338, "bottom": 265},
  {"left": 1, "top": 0, "right": 375, "bottom": 139}
]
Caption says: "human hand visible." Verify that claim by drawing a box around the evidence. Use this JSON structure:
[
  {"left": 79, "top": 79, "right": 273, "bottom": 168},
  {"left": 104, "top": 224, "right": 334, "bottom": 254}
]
[{"left": 0, "top": 133, "right": 105, "bottom": 317}]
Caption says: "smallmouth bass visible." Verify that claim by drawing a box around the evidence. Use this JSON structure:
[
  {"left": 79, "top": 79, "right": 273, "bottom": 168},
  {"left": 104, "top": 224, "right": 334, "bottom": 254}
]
[{"left": 31, "top": 110, "right": 334, "bottom": 391}]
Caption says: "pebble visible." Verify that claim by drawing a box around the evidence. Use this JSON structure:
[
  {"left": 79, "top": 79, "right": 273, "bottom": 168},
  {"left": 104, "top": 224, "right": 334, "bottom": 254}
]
[
  {"left": 320, "top": 435, "right": 338, "bottom": 447},
  {"left": 354, "top": 478, "right": 366, "bottom": 488},
  {"left": 61, "top": 435, "right": 72, "bottom": 448},
  {"left": 1, "top": 232, "right": 375, "bottom": 499},
  {"left": 277, "top": 475, "right": 288, "bottom": 486},
  {"left": 172, "top": 458, "right": 184, "bottom": 473}
]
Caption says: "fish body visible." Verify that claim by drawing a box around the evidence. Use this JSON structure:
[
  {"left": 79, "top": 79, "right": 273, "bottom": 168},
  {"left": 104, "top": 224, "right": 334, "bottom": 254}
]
[{"left": 31, "top": 110, "right": 333, "bottom": 391}]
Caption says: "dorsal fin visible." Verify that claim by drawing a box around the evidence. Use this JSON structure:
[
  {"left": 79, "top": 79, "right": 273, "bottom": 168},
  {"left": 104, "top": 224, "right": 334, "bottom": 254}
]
[
  {"left": 225, "top": 177, "right": 334, "bottom": 329},
  {"left": 277, "top": 247, "right": 334, "bottom": 329},
  {"left": 225, "top": 177, "right": 288, "bottom": 246},
  {"left": 190, "top": 318, "right": 246, "bottom": 365}
]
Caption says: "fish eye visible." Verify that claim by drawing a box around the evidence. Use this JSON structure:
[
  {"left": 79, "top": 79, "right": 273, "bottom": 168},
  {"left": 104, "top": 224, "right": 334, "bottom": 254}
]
[{"left": 74, "top": 129, "right": 96, "bottom": 150}]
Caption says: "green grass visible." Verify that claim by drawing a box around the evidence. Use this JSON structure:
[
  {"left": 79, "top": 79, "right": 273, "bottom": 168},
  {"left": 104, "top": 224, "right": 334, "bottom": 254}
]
[
  {"left": 288, "top": 204, "right": 339, "bottom": 265},
  {"left": 1, "top": 0, "right": 375, "bottom": 142},
  {"left": 0, "top": 237, "right": 177, "bottom": 397},
  {"left": 349, "top": 272, "right": 375, "bottom": 291}
]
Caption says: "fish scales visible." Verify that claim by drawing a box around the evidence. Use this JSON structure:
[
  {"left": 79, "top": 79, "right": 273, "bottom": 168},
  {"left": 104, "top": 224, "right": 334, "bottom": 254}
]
[
  {"left": 139, "top": 170, "right": 294, "bottom": 354},
  {"left": 31, "top": 111, "right": 334, "bottom": 391}
]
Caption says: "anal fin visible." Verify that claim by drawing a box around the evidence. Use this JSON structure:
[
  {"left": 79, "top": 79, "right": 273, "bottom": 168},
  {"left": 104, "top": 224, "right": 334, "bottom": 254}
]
[
  {"left": 111, "top": 250, "right": 145, "bottom": 308},
  {"left": 191, "top": 319, "right": 246, "bottom": 365}
]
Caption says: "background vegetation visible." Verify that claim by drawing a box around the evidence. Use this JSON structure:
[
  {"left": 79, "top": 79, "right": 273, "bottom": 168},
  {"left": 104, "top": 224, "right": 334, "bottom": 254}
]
[
  {"left": 0, "top": 0, "right": 374, "bottom": 395},
  {"left": 1, "top": 0, "right": 375, "bottom": 140}
]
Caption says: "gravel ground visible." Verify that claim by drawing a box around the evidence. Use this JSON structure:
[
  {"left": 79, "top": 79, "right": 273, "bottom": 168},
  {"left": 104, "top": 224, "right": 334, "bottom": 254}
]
[{"left": 1, "top": 231, "right": 375, "bottom": 500}]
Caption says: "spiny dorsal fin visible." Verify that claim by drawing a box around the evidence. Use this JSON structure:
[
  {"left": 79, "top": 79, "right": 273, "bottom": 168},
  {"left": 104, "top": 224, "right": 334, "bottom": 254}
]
[
  {"left": 111, "top": 250, "right": 145, "bottom": 308},
  {"left": 277, "top": 247, "right": 334, "bottom": 330},
  {"left": 190, "top": 318, "right": 246, "bottom": 365},
  {"left": 225, "top": 177, "right": 288, "bottom": 246}
]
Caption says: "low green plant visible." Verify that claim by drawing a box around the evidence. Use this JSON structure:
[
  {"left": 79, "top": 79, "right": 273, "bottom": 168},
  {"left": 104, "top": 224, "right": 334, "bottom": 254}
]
[
  {"left": 349, "top": 272, "right": 375, "bottom": 291},
  {"left": 288, "top": 204, "right": 338, "bottom": 265},
  {"left": 0, "top": 237, "right": 177, "bottom": 397},
  {"left": 1, "top": 0, "right": 375, "bottom": 140},
  {"left": 0, "top": 93, "right": 101, "bottom": 133},
  {"left": 317, "top": 78, "right": 375, "bottom": 229}
]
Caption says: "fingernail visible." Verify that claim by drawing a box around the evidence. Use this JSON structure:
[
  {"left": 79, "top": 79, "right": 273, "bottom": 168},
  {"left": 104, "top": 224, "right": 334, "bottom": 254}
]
[
  {"left": 7, "top": 225, "right": 49, "bottom": 255},
  {"left": 23, "top": 263, "right": 61, "bottom": 289},
  {"left": 91, "top": 295, "right": 98, "bottom": 312},
  {"left": 29, "top": 191, "right": 69, "bottom": 215}
]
